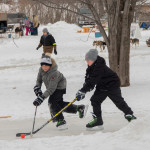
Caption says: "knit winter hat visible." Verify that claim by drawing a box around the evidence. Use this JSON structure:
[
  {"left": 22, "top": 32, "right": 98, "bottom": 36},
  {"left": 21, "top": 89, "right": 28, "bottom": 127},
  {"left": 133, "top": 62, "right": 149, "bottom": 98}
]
[
  {"left": 42, "top": 28, "right": 49, "bottom": 33},
  {"left": 41, "top": 54, "right": 52, "bottom": 66},
  {"left": 85, "top": 49, "right": 98, "bottom": 62}
]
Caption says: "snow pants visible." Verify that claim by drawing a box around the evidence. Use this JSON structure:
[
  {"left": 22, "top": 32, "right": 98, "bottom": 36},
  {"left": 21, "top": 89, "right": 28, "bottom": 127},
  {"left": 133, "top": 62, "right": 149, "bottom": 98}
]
[
  {"left": 48, "top": 89, "right": 77, "bottom": 121},
  {"left": 90, "top": 88, "right": 133, "bottom": 119},
  {"left": 33, "top": 27, "right": 38, "bottom": 35},
  {"left": 25, "top": 27, "right": 30, "bottom": 36}
]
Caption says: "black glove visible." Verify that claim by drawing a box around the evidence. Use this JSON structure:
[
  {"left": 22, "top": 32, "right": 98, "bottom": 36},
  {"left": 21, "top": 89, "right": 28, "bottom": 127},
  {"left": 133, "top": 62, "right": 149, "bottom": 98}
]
[
  {"left": 76, "top": 90, "right": 86, "bottom": 101},
  {"left": 54, "top": 49, "right": 57, "bottom": 55},
  {"left": 33, "top": 95, "right": 45, "bottom": 106},
  {"left": 36, "top": 46, "right": 40, "bottom": 50},
  {"left": 34, "top": 85, "right": 42, "bottom": 96}
]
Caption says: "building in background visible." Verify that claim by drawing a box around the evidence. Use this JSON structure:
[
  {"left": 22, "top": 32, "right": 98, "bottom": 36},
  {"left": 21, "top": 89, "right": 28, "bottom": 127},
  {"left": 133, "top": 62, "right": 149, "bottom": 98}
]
[
  {"left": 77, "top": 6, "right": 95, "bottom": 27},
  {"left": 0, "top": 13, "right": 7, "bottom": 33}
]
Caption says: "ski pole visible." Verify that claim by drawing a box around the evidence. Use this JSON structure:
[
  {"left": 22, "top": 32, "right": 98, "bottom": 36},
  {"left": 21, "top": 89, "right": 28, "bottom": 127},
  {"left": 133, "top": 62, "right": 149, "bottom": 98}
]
[
  {"left": 16, "top": 98, "right": 77, "bottom": 137},
  {"left": 30, "top": 106, "right": 37, "bottom": 137}
]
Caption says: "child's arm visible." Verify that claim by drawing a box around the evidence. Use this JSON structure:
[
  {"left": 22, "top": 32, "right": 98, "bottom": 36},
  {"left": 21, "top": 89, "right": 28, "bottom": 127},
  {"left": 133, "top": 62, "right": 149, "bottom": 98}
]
[
  {"left": 42, "top": 72, "right": 59, "bottom": 99},
  {"left": 81, "top": 67, "right": 104, "bottom": 93},
  {"left": 36, "top": 68, "right": 43, "bottom": 87},
  {"left": 37, "top": 37, "right": 43, "bottom": 50}
]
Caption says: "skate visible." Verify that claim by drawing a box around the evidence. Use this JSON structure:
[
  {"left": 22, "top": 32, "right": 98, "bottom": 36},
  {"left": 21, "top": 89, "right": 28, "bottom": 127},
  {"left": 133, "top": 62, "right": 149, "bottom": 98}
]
[
  {"left": 77, "top": 105, "right": 89, "bottom": 118},
  {"left": 86, "top": 114, "right": 104, "bottom": 131},
  {"left": 125, "top": 114, "right": 137, "bottom": 122},
  {"left": 56, "top": 119, "right": 68, "bottom": 130}
]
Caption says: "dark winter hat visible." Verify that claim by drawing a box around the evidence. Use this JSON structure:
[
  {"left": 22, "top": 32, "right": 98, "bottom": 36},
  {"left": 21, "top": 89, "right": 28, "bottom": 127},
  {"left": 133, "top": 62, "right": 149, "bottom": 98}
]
[
  {"left": 42, "top": 28, "right": 49, "bottom": 33},
  {"left": 41, "top": 54, "right": 52, "bottom": 66},
  {"left": 85, "top": 49, "right": 98, "bottom": 62}
]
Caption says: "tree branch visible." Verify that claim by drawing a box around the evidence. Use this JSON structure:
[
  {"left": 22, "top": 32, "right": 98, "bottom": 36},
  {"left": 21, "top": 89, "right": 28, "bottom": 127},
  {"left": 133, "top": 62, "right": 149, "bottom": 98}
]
[
  {"left": 34, "top": 0, "right": 96, "bottom": 22},
  {"left": 85, "top": 0, "right": 110, "bottom": 46}
]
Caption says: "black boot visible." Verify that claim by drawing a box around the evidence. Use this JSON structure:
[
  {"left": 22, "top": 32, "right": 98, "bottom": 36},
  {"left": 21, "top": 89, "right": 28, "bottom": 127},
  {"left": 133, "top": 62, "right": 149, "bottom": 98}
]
[
  {"left": 86, "top": 114, "right": 104, "bottom": 130},
  {"left": 125, "top": 114, "right": 137, "bottom": 122},
  {"left": 56, "top": 119, "right": 68, "bottom": 130},
  {"left": 77, "top": 105, "right": 89, "bottom": 118}
]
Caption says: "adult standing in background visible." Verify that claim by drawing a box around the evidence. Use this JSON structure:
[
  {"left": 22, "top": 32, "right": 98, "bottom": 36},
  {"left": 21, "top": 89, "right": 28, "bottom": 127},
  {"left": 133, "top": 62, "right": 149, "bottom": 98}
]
[
  {"left": 33, "top": 15, "right": 39, "bottom": 36},
  {"left": 24, "top": 17, "right": 30, "bottom": 36},
  {"left": 36, "top": 28, "right": 57, "bottom": 57}
]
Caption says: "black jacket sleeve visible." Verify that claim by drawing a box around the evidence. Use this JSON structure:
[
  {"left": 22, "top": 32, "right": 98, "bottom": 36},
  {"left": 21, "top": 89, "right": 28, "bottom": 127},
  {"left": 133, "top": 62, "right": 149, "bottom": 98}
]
[
  {"left": 81, "top": 66, "right": 104, "bottom": 93},
  {"left": 51, "top": 35, "right": 56, "bottom": 44},
  {"left": 38, "top": 36, "right": 43, "bottom": 47},
  {"left": 50, "top": 35, "right": 56, "bottom": 50}
]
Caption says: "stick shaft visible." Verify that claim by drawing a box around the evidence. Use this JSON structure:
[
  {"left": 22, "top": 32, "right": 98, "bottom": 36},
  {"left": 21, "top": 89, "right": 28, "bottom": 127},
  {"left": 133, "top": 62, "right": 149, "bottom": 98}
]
[{"left": 31, "top": 106, "right": 37, "bottom": 135}]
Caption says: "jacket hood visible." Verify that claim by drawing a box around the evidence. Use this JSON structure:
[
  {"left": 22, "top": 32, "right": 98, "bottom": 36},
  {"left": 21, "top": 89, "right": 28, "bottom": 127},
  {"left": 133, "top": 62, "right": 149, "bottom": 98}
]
[
  {"left": 51, "top": 58, "right": 58, "bottom": 70},
  {"left": 96, "top": 56, "right": 106, "bottom": 66}
]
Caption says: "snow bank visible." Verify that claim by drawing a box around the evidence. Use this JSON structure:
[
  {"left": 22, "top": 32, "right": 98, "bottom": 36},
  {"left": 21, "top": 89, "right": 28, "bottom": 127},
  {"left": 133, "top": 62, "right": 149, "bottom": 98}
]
[{"left": 51, "top": 21, "right": 81, "bottom": 30}]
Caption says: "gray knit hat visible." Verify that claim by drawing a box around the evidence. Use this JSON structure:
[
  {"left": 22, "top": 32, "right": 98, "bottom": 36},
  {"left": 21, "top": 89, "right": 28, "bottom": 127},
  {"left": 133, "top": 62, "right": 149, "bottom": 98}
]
[
  {"left": 43, "top": 28, "right": 49, "bottom": 33},
  {"left": 41, "top": 54, "right": 52, "bottom": 66},
  {"left": 85, "top": 49, "right": 98, "bottom": 62}
]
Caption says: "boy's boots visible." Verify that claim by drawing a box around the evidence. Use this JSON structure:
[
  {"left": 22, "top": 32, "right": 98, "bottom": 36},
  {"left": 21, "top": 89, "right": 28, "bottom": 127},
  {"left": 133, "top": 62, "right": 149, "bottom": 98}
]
[
  {"left": 125, "top": 114, "right": 137, "bottom": 122},
  {"left": 77, "top": 105, "right": 89, "bottom": 118},
  {"left": 56, "top": 119, "right": 68, "bottom": 130},
  {"left": 86, "top": 114, "right": 104, "bottom": 130}
]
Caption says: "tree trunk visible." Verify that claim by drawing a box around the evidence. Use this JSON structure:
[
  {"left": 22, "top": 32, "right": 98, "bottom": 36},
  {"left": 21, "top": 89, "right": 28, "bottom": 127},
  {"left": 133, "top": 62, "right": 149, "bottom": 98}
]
[
  {"left": 104, "top": 0, "right": 136, "bottom": 87},
  {"left": 119, "top": 0, "right": 136, "bottom": 86},
  {"left": 119, "top": 25, "right": 130, "bottom": 86}
]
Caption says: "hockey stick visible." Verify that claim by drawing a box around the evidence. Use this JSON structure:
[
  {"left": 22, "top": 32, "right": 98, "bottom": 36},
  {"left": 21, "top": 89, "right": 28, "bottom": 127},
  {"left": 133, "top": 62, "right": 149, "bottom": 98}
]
[
  {"left": 12, "top": 37, "right": 19, "bottom": 48},
  {"left": 16, "top": 98, "right": 77, "bottom": 137},
  {"left": 30, "top": 106, "right": 37, "bottom": 137},
  {"left": 0, "top": 116, "right": 11, "bottom": 119}
]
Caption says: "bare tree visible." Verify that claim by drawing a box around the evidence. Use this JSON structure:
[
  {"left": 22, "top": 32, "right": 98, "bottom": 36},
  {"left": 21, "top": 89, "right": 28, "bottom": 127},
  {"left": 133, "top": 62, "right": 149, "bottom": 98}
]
[
  {"left": 5, "top": 0, "right": 147, "bottom": 86},
  {"left": 31, "top": 0, "right": 139, "bottom": 86}
]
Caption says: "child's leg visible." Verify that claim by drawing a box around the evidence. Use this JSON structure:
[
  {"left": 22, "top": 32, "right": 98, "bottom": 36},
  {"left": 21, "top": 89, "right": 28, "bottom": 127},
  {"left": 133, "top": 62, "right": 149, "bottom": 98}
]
[
  {"left": 25, "top": 27, "right": 29, "bottom": 35},
  {"left": 108, "top": 88, "right": 133, "bottom": 115},
  {"left": 86, "top": 90, "right": 107, "bottom": 128},
  {"left": 48, "top": 90, "right": 65, "bottom": 121},
  {"left": 90, "top": 90, "right": 107, "bottom": 118}
]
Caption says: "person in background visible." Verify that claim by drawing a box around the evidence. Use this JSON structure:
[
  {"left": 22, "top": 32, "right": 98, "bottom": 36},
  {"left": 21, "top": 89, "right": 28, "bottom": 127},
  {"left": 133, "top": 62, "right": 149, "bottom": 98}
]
[
  {"left": 33, "top": 15, "right": 39, "bottom": 36},
  {"left": 29, "top": 22, "right": 34, "bottom": 36},
  {"left": 24, "top": 17, "right": 30, "bottom": 36},
  {"left": 36, "top": 28, "right": 57, "bottom": 57},
  {"left": 19, "top": 20, "right": 24, "bottom": 36}
]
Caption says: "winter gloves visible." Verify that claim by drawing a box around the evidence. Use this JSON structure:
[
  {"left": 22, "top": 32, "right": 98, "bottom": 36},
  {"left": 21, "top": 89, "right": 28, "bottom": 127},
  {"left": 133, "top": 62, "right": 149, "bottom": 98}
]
[
  {"left": 33, "top": 86, "right": 45, "bottom": 106},
  {"left": 33, "top": 95, "right": 45, "bottom": 106},
  {"left": 54, "top": 49, "right": 57, "bottom": 55},
  {"left": 76, "top": 90, "right": 86, "bottom": 101},
  {"left": 34, "top": 85, "right": 43, "bottom": 96},
  {"left": 36, "top": 45, "right": 41, "bottom": 50}
]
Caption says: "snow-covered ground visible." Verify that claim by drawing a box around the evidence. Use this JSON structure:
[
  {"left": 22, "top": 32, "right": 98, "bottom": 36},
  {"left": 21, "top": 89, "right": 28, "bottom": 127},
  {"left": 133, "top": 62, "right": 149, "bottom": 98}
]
[{"left": 0, "top": 21, "right": 150, "bottom": 150}]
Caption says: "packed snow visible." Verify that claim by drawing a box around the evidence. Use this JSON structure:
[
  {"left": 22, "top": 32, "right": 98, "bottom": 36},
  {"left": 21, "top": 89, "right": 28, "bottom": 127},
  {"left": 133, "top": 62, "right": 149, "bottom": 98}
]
[{"left": 0, "top": 21, "right": 150, "bottom": 150}]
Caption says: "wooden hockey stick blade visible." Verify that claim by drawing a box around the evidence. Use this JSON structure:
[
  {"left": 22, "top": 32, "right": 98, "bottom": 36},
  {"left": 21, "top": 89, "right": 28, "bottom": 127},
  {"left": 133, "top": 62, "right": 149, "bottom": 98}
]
[{"left": 0, "top": 116, "right": 11, "bottom": 118}]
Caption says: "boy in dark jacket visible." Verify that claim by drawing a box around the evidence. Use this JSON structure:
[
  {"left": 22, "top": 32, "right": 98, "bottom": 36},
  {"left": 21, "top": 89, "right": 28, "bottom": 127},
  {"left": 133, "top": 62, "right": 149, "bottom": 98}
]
[
  {"left": 76, "top": 49, "right": 136, "bottom": 130},
  {"left": 33, "top": 54, "right": 87, "bottom": 129},
  {"left": 36, "top": 28, "right": 57, "bottom": 56}
]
